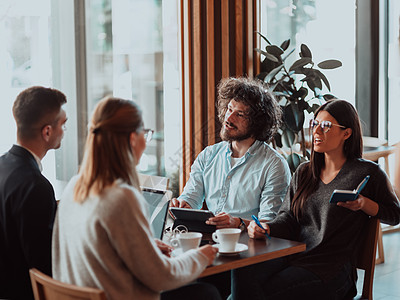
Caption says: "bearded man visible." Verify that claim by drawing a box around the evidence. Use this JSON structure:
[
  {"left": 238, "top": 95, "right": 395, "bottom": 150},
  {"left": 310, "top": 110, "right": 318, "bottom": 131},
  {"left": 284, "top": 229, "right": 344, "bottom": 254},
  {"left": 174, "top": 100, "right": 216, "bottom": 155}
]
[{"left": 171, "top": 77, "right": 291, "bottom": 230}]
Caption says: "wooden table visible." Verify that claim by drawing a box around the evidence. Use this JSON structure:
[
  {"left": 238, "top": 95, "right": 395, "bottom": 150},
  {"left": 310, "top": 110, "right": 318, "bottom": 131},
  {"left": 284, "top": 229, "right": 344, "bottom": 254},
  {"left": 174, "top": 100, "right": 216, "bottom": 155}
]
[
  {"left": 363, "top": 145, "right": 395, "bottom": 166},
  {"left": 199, "top": 232, "right": 306, "bottom": 278}
]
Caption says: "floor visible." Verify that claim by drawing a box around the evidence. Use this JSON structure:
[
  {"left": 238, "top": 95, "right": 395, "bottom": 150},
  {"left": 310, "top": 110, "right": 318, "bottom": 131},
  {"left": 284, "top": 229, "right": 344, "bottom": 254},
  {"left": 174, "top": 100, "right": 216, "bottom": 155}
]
[{"left": 356, "top": 229, "right": 400, "bottom": 299}]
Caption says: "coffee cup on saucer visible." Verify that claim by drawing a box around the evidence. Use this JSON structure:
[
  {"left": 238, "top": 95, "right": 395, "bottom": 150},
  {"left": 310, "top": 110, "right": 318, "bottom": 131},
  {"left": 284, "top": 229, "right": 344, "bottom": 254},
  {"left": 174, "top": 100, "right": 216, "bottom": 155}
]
[
  {"left": 170, "top": 232, "right": 202, "bottom": 252},
  {"left": 212, "top": 228, "right": 241, "bottom": 252}
]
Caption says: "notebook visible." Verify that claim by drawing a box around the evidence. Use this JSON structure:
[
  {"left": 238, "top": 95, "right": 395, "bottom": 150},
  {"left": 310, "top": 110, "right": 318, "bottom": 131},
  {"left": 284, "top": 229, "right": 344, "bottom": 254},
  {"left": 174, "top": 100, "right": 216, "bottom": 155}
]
[
  {"left": 329, "top": 175, "right": 370, "bottom": 203},
  {"left": 142, "top": 188, "right": 171, "bottom": 240}
]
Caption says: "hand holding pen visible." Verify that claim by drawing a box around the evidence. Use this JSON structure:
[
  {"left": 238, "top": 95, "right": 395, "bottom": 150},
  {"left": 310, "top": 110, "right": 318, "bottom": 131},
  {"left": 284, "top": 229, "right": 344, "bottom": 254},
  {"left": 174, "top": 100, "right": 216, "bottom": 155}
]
[{"left": 250, "top": 215, "right": 271, "bottom": 240}]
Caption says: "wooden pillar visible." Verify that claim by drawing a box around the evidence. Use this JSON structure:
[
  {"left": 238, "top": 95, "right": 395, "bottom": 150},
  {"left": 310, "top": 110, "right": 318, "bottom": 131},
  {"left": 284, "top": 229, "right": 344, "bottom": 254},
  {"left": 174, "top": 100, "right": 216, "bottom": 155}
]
[{"left": 180, "top": 0, "right": 259, "bottom": 189}]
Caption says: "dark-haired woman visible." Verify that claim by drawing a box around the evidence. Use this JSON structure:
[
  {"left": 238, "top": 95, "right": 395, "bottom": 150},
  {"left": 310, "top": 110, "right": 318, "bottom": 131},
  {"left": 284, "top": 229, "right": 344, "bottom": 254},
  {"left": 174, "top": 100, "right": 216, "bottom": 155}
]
[{"left": 231, "top": 99, "right": 400, "bottom": 300}]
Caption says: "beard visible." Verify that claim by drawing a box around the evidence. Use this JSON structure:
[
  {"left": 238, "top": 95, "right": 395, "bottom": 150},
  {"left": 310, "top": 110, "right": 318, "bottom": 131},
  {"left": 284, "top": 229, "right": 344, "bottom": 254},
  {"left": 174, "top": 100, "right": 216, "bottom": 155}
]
[{"left": 220, "top": 122, "right": 252, "bottom": 142}]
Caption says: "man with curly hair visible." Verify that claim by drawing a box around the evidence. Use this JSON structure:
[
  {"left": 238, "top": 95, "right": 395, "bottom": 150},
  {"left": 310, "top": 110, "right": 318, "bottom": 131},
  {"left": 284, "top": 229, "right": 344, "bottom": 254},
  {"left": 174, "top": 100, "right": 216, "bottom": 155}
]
[{"left": 172, "top": 77, "right": 291, "bottom": 230}]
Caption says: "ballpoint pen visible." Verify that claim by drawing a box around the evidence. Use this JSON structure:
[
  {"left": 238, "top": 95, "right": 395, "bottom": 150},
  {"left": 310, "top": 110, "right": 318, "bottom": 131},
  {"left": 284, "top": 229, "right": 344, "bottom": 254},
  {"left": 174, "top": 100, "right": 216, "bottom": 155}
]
[{"left": 251, "top": 215, "right": 271, "bottom": 240}]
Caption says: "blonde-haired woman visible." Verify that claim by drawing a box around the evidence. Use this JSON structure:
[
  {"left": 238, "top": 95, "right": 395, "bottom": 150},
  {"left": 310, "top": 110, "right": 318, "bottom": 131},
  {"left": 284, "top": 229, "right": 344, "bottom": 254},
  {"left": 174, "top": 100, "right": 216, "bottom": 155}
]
[{"left": 52, "top": 97, "right": 219, "bottom": 300}]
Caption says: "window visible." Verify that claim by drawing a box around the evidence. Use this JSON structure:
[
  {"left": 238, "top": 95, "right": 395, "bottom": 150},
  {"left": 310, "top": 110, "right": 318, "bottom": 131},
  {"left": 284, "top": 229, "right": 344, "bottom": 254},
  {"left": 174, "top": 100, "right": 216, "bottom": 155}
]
[
  {"left": 0, "top": 1, "right": 52, "bottom": 152},
  {"left": 387, "top": 0, "right": 400, "bottom": 144},
  {"left": 84, "top": 0, "right": 181, "bottom": 193},
  {"left": 0, "top": 0, "right": 181, "bottom": 197},
  {"left": 259, "top": 0, "right": 356, "bottom": 106}
]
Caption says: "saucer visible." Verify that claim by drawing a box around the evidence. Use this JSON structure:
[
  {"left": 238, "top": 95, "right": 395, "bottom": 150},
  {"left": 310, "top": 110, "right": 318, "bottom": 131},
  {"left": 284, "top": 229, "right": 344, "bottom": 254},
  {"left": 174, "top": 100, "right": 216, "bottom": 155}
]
[{"left": 214, "top": 243, "right": 248, "bottom": 255}]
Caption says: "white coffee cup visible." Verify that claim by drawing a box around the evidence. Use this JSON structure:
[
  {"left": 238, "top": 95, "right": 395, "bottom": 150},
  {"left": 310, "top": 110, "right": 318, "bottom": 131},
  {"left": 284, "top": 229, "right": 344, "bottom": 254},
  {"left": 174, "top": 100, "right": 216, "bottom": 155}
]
[
  {"left": 212, "top": 228, "right": 241, "bottom": 252},
  {"left": 170, "top": 232, "right": 202, "bottom": 252}
]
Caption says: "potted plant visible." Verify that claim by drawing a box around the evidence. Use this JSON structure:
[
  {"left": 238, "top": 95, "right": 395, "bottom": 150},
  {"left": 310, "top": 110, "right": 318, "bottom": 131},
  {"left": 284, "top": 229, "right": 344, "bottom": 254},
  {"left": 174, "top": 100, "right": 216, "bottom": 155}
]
[{"left": 255, "top": 33, "right": 342, "bottom": 172}]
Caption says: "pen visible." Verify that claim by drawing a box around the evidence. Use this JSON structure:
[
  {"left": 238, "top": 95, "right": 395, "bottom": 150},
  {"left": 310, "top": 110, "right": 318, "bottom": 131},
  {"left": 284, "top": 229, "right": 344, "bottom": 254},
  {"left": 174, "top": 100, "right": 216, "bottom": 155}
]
[{"left": 251, "top": 215, "right": 271, "bottom": 240}]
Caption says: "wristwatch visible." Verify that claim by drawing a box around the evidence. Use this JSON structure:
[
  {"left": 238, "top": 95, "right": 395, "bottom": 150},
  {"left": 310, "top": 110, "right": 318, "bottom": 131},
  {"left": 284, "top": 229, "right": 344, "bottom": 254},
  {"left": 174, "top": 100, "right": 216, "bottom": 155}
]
[{"left": 238, "top": 217, "right": 246, "bottom": 231}]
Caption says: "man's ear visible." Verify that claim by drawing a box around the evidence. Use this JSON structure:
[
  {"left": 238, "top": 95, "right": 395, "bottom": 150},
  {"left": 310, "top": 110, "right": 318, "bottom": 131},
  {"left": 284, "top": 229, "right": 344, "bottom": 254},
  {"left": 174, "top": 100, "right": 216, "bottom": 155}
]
[
  {"left": 41, "top": 125, "right": 52, "bottom": 142},
  {"left": 343, "top": 128, "right": 352, "bottom": 140}
]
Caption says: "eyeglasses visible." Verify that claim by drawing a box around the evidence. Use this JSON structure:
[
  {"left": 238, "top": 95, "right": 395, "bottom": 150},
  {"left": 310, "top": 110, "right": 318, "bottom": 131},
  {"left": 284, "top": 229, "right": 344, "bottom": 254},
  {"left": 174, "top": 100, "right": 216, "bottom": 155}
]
[
  {"left": 310, "top": 119, "right": 346, "bottom": 133},
  {"left": 143, "top": 129, "right": 154, "bottom": 143}
]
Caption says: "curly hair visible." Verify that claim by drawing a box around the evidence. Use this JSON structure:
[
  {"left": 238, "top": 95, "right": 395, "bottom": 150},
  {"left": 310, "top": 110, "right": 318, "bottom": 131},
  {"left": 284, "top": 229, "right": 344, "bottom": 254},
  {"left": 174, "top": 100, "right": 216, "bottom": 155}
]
[{"left": 217, "top": 77, "right": 282, "bottom": 142}]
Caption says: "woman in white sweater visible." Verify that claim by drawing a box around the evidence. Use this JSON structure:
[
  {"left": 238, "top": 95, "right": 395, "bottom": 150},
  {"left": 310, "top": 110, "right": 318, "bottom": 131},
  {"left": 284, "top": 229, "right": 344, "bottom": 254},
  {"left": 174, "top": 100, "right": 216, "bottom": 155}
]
[{"left": 52, "top": 97, "right": 219, "bottom": 300}]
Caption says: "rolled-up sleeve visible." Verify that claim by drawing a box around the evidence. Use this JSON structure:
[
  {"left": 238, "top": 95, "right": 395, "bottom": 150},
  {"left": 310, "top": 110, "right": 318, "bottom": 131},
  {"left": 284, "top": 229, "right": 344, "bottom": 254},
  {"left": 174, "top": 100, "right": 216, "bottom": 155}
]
[
  {"left": 258, "top": 156, "right": 291, "bottom": 220},
  {"left": 178, "top": 149, "right": 207, "bottom": 209}
]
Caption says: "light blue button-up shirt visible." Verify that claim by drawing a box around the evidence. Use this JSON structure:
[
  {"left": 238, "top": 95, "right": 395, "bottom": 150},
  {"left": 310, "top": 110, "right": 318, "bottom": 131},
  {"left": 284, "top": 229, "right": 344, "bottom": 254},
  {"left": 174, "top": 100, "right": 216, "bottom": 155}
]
[{"left": 178, "top": 140, "right": 291, "bottom": 221}]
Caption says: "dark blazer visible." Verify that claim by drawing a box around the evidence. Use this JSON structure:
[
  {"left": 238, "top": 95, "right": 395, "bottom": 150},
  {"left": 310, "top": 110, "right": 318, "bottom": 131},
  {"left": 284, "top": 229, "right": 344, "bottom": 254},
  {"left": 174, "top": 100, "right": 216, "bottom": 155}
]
[{"left": 0, "top": 145, "right": 57, "bottom": 300}]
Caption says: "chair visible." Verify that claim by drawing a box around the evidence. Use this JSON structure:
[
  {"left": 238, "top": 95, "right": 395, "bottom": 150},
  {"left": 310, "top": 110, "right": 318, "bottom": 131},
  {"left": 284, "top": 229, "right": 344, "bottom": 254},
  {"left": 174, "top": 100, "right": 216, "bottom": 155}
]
[
  {"left": 29, "top": 268, "right": 106, "bottom": 300},
  {"left": 352, "top": 217, "right": 380, "bottom": 300},
  {"left": 362, "top": 136, "right": 397, "bottom": 264}
]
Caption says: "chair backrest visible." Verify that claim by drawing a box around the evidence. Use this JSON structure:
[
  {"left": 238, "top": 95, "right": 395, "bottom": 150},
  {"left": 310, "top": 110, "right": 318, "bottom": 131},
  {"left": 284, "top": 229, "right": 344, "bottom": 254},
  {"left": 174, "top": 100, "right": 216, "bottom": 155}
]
[
  {"left": 355, "top": 217, "right": 380, "bottom": 300},
  {"left": 29, "top": 268, "right": 106, "bottom": 300},
  {"left": 362, "top": 136, "right": 388, "bottom": 148}
]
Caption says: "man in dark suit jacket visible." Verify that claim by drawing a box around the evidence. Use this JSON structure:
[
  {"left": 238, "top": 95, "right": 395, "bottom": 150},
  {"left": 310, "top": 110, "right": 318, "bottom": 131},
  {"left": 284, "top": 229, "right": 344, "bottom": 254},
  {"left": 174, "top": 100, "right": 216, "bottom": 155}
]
[{"left": 0, "top": 86, "right": 67, "bottom": 300}]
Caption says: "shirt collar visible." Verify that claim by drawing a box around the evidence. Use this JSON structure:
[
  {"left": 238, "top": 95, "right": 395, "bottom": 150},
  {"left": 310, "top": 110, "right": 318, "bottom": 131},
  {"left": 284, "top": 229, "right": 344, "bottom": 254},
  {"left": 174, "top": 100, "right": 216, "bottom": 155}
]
[
  {"left": 225, "top": 140, "right": 262, "bottom": 157},
  {"left": 16, "top": 143, "right": 43, "bottom": 172}
]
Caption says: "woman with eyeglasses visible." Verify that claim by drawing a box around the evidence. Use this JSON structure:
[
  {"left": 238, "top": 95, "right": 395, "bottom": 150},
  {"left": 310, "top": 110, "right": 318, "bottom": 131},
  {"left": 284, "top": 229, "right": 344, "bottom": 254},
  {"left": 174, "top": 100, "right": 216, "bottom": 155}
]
[
  {"left": 231, "top": 99, "right": 400, "bottom": 299},
  {"left": 52, "top": 97, "right": 220, "bottom": 300}
]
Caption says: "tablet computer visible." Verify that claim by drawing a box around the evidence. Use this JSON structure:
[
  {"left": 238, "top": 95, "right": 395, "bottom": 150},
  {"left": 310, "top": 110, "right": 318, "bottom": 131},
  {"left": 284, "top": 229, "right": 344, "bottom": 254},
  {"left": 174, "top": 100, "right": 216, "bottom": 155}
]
[{"left": 169, "top": 207, "right": 214, "bottom": 221}]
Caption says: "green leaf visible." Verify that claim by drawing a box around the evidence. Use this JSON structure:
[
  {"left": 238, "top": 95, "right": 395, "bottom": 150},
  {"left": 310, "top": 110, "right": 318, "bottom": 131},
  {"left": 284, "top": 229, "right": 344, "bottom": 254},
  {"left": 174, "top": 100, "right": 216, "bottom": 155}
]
[
  {"left": 314, "top": 87, "right": 322, "bottom": 97},
  {"left": 268, "top": 81, "right": 280, "bottom": 91},
  {"left": 256, "top": 31, "right": 271, "bottom": 45},
  {"left": 297, "top": 99, "right": 309, "bottom": 111},
  {"left": 306, "top": 103, "right": 320, "bottom": 114},
  {"left": 282, "top": 48, "right": 295, "bottom": 61},
  {"left": 323, "top": 94, "right": 337, "bottom": 101},
  {"left": 317, "top": 59, "right": 342, "bottom": 69},
  {"left": 314, "top": 69, "right": 331, "bottom": 91},
  {"left": 255, "top": 48, "right": 279, "bottom": 62},
  {"left": 266, "top": 45, "right": 284, "bottom": 57},
  {"left": 283, "top": 103, "right": 305, "bottom": 132},
  {"left": 273, "top": 91, "right": 291, "bottom": 98},
  {"left": 306, "top": 77, "right": 322, "bottom": 91},
  {"left": 280, "top": 39, "right": 290, "bottom": 51},
  {"left": 286, "top": 153, "right": 303, "bottom": 173},
  {"left": 255, "top": 72, "right": 268, "bottom": 81},
  {"left": 260, "top": 57, "right": 280, "bottom": 73},
  {"left": 273, "top": 132, "right": 282, "bottom": 148},
  {"left": 264, "top": 64, "right": 284, "bottom": 83},
  {"left": 289, "top": 57, "right": 312, "bottom": 71},
  {"left": 298, "top": 87, "right": 308, "bottom": 99},
  {"left": 281, "top": 128, "right": 296, "bottom": 148},
  {"left": 300, "top": 44, "right": 312, "bottom": 59},
  {"left": 255, "top": 48, "right": 269, "bottom": 57}
]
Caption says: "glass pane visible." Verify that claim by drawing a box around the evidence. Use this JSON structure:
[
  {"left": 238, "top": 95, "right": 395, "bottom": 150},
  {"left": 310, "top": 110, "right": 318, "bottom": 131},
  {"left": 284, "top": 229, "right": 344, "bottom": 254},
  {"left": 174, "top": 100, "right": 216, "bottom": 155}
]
[
  {"left": 0, "top": 0, "right": 62, "bottom": 186},
  {"left": 85, "top": 0, "right": 181, "bottom": 192},
  {"left": 0, "top": 1, "right": 52, "bottom": 151},
  {"left": 260, "top": 0, "right": 356, "bottom": 107},
  {"left": 387, "top": 0, "right": 400, "bottom": 143}
]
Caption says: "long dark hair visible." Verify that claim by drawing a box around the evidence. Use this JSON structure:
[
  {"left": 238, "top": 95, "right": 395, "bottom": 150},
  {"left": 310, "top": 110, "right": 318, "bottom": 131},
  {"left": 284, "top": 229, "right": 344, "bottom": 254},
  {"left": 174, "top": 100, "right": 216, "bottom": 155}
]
[{"left": 291, "top": 99, "right": 363, "bottom": 219}]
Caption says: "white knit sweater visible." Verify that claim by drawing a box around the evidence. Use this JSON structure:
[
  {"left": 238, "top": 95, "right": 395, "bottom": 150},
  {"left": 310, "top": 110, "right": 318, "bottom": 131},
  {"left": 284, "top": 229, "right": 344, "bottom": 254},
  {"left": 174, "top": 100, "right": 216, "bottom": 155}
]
[{"left": 52, "top": 177, "right": 208, "bottom": 300}]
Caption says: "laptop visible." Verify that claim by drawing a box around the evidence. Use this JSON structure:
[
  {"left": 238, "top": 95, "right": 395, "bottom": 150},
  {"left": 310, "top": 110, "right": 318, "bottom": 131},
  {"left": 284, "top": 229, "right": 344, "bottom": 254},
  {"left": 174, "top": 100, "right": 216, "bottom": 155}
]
[{"left": 142, "top": 188, "right": 171, "bottom": 240}]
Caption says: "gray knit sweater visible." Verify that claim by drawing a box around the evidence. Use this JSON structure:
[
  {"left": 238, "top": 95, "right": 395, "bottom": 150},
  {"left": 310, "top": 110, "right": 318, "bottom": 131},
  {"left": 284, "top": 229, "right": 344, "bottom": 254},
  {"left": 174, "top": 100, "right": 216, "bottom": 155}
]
[
  {"left": 268, "top": 158, "right": 400, "bottom": 281},
  {"left": 52, "top": 177, "right": 209, "bottom": 300}
]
